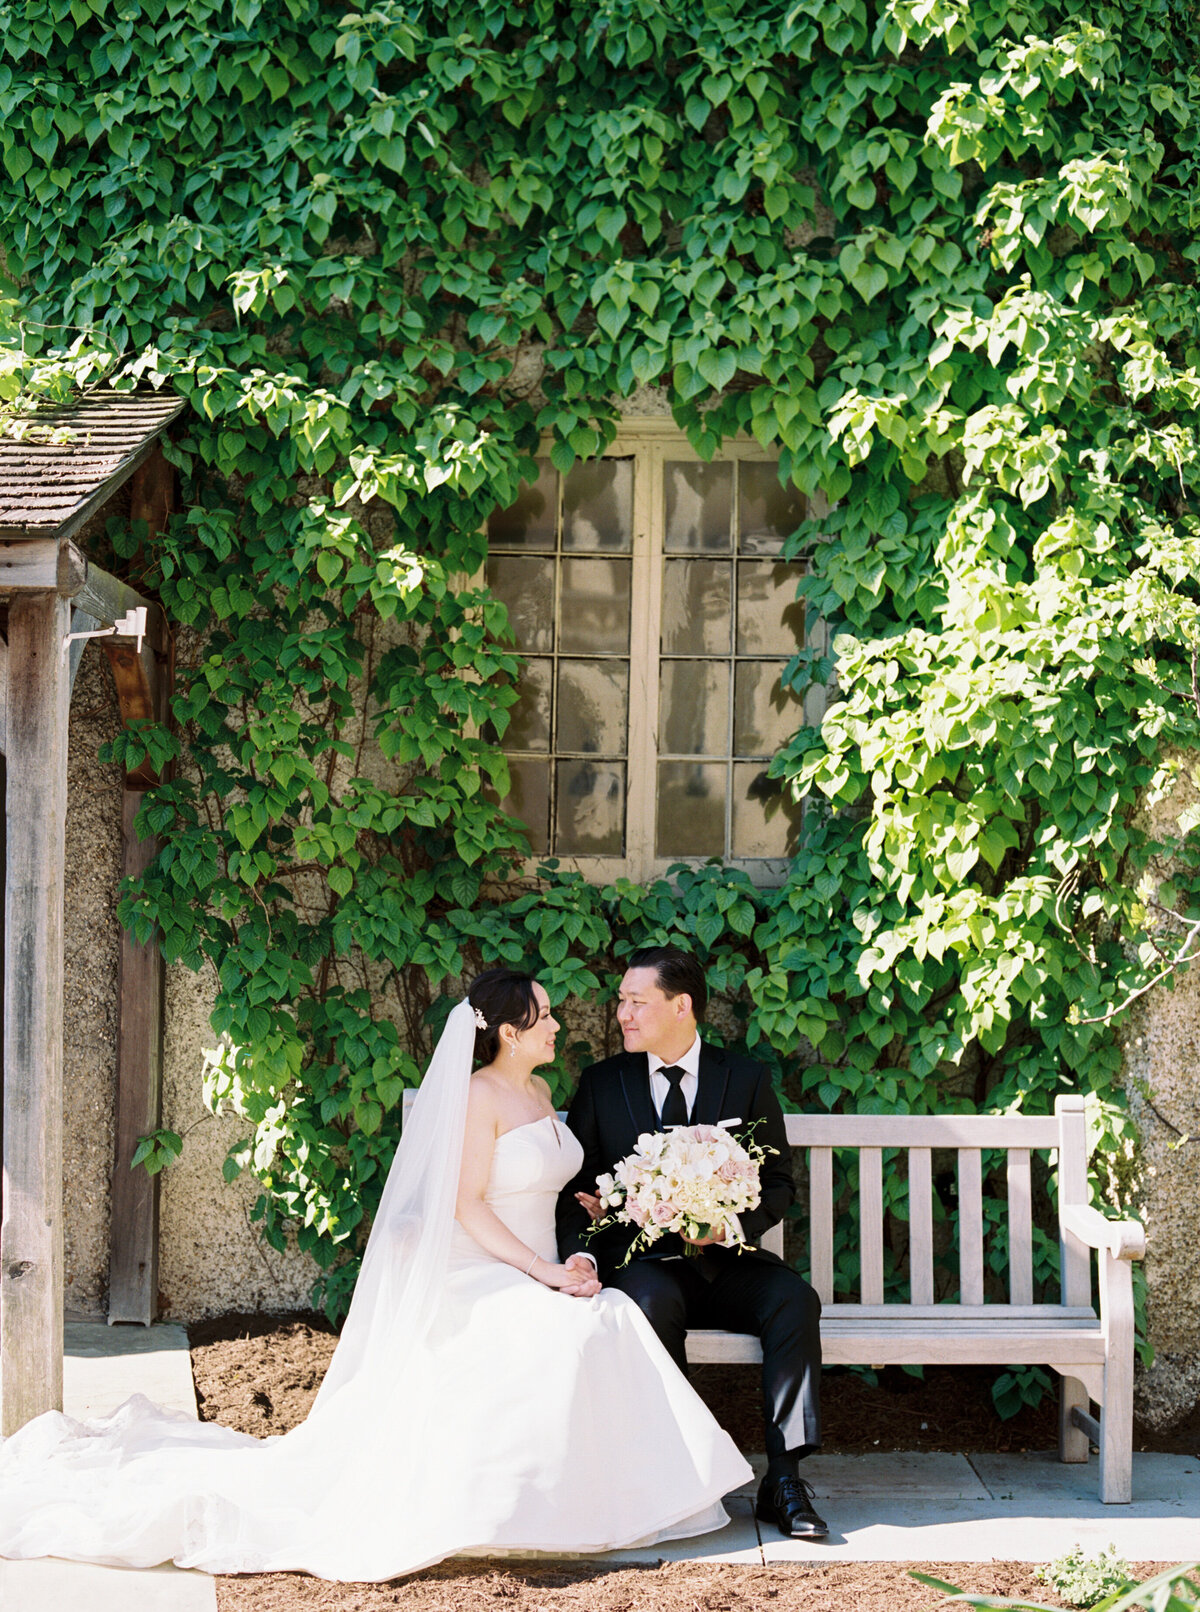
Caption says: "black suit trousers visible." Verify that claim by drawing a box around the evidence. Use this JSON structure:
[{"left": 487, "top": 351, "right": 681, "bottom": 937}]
[{"left": 606, "top": 1251, "right": 822, "bottom": 1459}]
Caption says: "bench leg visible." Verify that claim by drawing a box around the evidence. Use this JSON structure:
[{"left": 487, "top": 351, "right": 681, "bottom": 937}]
[
  {"left": 1098, "top": 1252, "right": 1134, "bottom": 1504},
  {"left": 1058, "top": 1374, "right": 1090, "bottom": 1464}
]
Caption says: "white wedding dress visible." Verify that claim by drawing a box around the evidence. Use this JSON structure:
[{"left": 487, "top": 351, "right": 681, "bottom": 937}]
[{"left": 0, "top": 1083, "right": 751, "bottom": 1581}]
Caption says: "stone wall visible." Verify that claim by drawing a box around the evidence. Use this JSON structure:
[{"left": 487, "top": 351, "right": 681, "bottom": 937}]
[
  {"left": 61, "top": 648, "right": 124, "bottom": 1318},
  {"left": 156, "top": 961, "right": 315, "bottom": 1321},
  {"left": 1123, "top": 756, "right": 1200, "bottom": 1429}
]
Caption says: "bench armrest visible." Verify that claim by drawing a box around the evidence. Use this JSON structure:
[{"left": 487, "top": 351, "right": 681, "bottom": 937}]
[{"left": 1060, "top": 1203, "right": 1145, "bottom": 1261}]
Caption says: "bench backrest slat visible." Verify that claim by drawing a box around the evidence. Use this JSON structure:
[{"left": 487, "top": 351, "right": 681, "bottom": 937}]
[
  {"left": 784, "top": 1097, "right": 1090, "bottom": 1312},
  {"left": 908, "top": 1147, "right": 934, "bottom": 1304},
  {"left": 809, "top": 1146, "right": 834, "bottom": 1304},
  {"left": 957, "top": 1148, "right": 985, "bottom": 1305},
  {"left": 786, "top": 1113, "right": 1059, "bottom": 1148},
  {"left": 859, "top": 1147, "right": 885, "bottom": 1303},
  {"left": 1007, "top": 1148, "right": 1034, "bottom": 1305}
]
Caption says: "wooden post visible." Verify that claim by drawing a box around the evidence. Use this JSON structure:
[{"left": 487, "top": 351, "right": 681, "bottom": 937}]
[
  {"left": 129, "top": 442, "right": 174, "bottom": 542},
  {"left": 106, "top": 787, "right": 166, "bottom": 1323},
  {"left": 0, "top": 592, "right": 70, "bottom": 1433},
  {"left": 106, "top": 442, "right": 173, "bottom": 1324}
]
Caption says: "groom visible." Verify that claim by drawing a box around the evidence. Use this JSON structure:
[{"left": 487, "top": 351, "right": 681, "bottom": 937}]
[{"left": 557, "top": 946, "right": 828, "bottom": 1540}]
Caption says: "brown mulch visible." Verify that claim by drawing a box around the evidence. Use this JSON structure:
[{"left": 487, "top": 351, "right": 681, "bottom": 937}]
[
  {"left": 189, "top": 1313, "right": 1192, "bottom": 1612},
  {"left": 214, "top": 1559, "right": 1177, "bottom": 1612}
]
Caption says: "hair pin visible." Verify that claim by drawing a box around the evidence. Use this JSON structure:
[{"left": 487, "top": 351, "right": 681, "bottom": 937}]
[{"left": 472, "top": 1006, "right": 488, "bottom": 1030}]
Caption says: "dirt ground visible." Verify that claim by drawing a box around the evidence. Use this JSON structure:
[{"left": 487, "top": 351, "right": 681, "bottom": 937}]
[
  {"left": 215, "top": 1558, "right": 1104, "bottom": 1612},
  {"left": 190, "top": 1313, "right": 1192, "bottom": 1612}
]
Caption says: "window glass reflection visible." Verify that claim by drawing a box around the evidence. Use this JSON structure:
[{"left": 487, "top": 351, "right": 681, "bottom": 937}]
[
  {"left": 731, "top": 764, "right": 803, "bottom": 858},
  {"left": 560, "top": 558, "right": 631, "bottom": 654},
  {"left": 563, "top": 459, "right": 633, "bottom": 552},
  {"left": 488, "top": 458, "right": 557, "bottom": 550},
  {"left": 733, "top": 662, "right": 805, "bottom": 756},
  {"left": 659, "top": 660, "right": 729, "bottom": 756},
  {"left": 556, "top": 760, "right": 625, "bottom": 855},
  {"left": 501, "top": 759, "right": 550, "bottom": 854},
  {"left": 736, "top": 561, "right": 805, "bottom": 655},
  {"left": 661, "top": 560, "right": 731, "bottom": 655},
  {"left": 738, "top": 462, "right": 806, "bottom": 554},
  {"left": 486, "top": 555, "right": 555, "bottom": 652},
  {"left": 556, "top": 660, "right": 629, "bottom": 755},
  {"left": 656, "top": 762, "right": 726, "bottom": 858},
  {"left": 664, "top": 462, "right": 733, "bottom": 553},
  {"left": 505, "top": 657, "right": 552, "bottom": 752}
]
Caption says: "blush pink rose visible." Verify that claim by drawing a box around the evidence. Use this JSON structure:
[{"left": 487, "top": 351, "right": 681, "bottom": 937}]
[
  {"left": 717, "top": 1160, "right": 740, "bottom": 1182},
  {"left": 651, "top": 1201, "right": 676, "bottom": 1225}
]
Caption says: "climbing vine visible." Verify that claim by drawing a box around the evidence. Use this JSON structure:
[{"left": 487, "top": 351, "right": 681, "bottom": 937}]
[{"left": 2, "top": 0, "right": 1198, "bottom": 1362}]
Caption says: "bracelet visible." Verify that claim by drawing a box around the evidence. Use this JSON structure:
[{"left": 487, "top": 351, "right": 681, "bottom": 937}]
[{"left": 524, "top": 1253, "right": 539, "bottom": 1276}]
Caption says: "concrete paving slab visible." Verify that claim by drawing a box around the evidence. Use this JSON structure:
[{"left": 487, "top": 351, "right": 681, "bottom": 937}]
[
  {"left": 759, "top": 1452, "right": 1200, "bottom": 1563},
  {"left": 971, "top": 1450, "right": 1200, "bottom": 1507},
  {"left": 585, "top": 1495, "right": 765, "bottom": 1566},
  {"left": 0, "top": 1556, "right": 216, "bottom": 1612},
  {"left": 63, "top": 1322, "right": 196, "bottom": 1420},
  {"left": 0, "top": 1322, "right": 217, "bottom": 1612},
  {"left": 732, "top": 1450, "right": 989, "bottom": 1502}
]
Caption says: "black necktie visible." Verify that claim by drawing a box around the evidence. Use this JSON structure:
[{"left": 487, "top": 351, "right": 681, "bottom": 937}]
[{"left": 659, "top": 1066, "right": 689, "bottom": 1128}]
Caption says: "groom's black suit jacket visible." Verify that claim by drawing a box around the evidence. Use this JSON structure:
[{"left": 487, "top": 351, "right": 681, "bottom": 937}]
[{"left": 556, "top": 1044, "right": 796, "bottom": 1279}]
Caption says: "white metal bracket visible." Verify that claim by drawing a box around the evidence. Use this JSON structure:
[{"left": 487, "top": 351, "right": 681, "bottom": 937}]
[{"left": 62, "top": 606, "right": 147, "bottom": 664}]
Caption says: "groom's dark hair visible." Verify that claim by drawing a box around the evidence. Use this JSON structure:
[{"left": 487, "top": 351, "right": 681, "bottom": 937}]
[{"left": 626, "top": 946, "right": 708, "bottom": 1021}]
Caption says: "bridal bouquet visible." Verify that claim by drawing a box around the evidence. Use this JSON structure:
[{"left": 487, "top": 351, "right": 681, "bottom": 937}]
[{"left": 590, "top": 1121, "right": 773, "bottom": 1265}]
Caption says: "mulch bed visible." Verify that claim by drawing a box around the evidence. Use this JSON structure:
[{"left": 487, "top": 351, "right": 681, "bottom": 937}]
[
  {"left": 189, "top": 1312, "right": 1193, "bottom": 1612},
  {"left": 215, "top": 1558, "right": 1144, "bottom": 1612}
]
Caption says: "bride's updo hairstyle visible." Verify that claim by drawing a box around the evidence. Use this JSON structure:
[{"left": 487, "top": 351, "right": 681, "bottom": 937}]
[{"left": 468, "top": 968, "right": 540, "bottom": 1064}]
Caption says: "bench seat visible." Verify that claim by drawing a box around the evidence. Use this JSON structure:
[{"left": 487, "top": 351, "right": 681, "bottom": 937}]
[{"left": 689, "top": 1312, "right": 1108, "bottom": 1368}]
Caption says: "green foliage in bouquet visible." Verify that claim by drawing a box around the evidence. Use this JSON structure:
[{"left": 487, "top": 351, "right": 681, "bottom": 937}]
[{"left": 1, "top": 0, "right": 1198, "bottom": 1324}]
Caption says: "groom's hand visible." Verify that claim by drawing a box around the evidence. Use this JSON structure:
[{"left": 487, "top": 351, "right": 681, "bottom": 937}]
[
  {"left": 681, "top": 1228, "right": 727, "bottom": 1248},
  {"left": 574, "top": 1190, "right": 603, "bottom": 1222}
]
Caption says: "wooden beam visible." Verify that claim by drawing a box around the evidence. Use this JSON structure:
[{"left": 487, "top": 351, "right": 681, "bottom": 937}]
[
  {"left": 106, "top": 789, "right": 166, "bottom": 1324},
  {"left": 0, "top": 539, "right": 86, "bottom": 596},
  {"left": 0, "top": 543, "right": 164, "bottom": 660},
  {"left": 0, "top": 592, "right": 70, "bottom": 1433}
]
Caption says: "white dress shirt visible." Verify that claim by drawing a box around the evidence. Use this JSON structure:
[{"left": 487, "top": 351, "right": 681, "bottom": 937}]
[
  {"left": 570, "top": 1036, "right": 709, "bottom": 1273},
  {"left": 648, "top": 1034, "right": 702, "bottom": 1122}
]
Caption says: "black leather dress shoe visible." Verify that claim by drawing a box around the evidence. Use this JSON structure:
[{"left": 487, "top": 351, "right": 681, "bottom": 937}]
[{"left": 756, "top": 1474, "right": 829, "bottom": 1539}]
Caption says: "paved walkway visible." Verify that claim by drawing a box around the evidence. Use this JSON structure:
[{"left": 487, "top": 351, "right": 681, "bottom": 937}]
[
  {"left": 2, "top": 1325, "right": 1197, "bottom": 1603},
  {"left": 0, "top": 1321, "right": 216, "bottom": 1612},
  {"left": 596, "top": 1449, "right": 1200, "bottom": 1566}
]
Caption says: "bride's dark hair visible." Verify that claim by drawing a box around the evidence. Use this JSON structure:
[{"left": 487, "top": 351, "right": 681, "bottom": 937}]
[{"left": 468, "top": 969, "right": 540, "bottom": 1063}]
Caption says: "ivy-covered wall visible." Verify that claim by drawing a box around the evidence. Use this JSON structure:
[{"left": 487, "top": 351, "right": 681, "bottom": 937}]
[{"left": 3, "top": 0, "right": 1200, "bottom": 1403}]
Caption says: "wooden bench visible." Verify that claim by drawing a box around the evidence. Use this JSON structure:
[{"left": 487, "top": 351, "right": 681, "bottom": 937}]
[
  {"left": 403, "top": 1090, "right": 1143, "bottom": 1501},
  {"left": 684, "top": 1095, "right": 1145, "bottom": 1504}
]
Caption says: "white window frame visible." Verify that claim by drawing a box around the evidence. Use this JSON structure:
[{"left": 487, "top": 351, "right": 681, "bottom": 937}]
[{"left": 494, "top": 418, "right": 824, "bottom": 887}]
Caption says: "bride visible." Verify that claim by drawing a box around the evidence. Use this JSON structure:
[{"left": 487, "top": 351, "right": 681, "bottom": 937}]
[{"left": 0, "top": 970, "right": 751, "bottom": 1581}]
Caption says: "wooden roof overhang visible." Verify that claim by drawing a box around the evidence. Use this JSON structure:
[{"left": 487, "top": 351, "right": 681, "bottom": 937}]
[{"left": 0, "top": 390, "right": 183, "bottom": 1433}]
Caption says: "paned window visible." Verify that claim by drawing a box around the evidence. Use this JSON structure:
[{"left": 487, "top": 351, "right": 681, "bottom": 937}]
[{"left": 485, "top": 427, "right": 826, "bottom": 882}]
